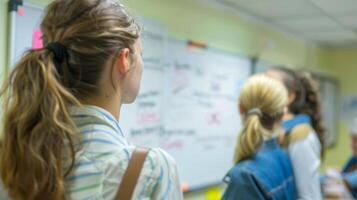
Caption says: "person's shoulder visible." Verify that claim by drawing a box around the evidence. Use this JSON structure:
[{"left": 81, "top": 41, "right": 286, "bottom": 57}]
[
  {"left": 102, "top": 146, "right": 177, "bottom": 176},
  {"left": 288, "top": 125, "right": 321, "bottom": 152},
  {"left": 226, "top": 160, "right": 256, "bottom": 182},
  {"left": 228, "top": 146, "right": 284, "bottom": 177},
  {"left": 289, "top": 123, "right": 314, "bottom": 144},
  {"left": 146, "top": 148, "right": 178, "bottom": 174},
  {"left": 115, "top": 147, "right": 179, "bottom": 181},
  {"left": 343, "top": 156, "right": 357, "bottom": 172}
]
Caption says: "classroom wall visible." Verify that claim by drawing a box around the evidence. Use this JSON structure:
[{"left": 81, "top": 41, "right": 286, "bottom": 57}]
[
  {"left": 1, "top": 0, "right": 357, "bottom": 199},
  {"left": 321, "top": 50, "right": 357, "bottom": 94},
  {"left": 123, "top": 0, "right": 326, "bottom": 69},
  {"left": 319, "top": 50, "right": 357, "bottom": 171}
]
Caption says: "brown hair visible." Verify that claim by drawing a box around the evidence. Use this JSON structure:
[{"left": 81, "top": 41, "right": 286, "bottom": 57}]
[
  {"left": 269, "top": 67, "right": 325, "bottom": 157},
  {"left": 0, "top": 0, "right": 140, "bottom": 199}
]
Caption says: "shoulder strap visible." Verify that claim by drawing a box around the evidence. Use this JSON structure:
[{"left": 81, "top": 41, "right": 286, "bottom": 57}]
[{"left": 115, "top": 147, "right": 150, "bottom": 200}]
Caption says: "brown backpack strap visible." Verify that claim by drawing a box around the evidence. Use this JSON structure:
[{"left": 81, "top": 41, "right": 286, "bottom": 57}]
[{"left": 115, "top": 147, "right": 150, "bottom": 200}]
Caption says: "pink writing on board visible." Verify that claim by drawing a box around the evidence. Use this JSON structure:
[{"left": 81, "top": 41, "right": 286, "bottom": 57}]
[
  {"left": 207, "top": 112, "right": 221, "bottom": 125},
  {"left": 32, "top": 29, "right": 43, "bottom": 50},
  {"left": 162, "top": 140, "right": 184, "bottom": 150},
  {"left": 17, "top": 6, "right": 25, "bottom": 16}
]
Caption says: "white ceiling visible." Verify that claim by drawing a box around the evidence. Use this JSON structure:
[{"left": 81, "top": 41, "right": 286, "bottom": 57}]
[{"left": 208, "top": 0, "right": 357, "bottom": 48}]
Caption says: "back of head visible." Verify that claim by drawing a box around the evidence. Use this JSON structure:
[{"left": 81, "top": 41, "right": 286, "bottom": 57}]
[
  {"left": 267, "top": 67, "right": 325, "bottom": 156},
  {"left": 266, "top": 67, "right": 303, "bottom": 113},
  {"left": 0, "top": 0, "right": 140, "bottom": 199},
  {"left": 234, "top": 74, "right": 288, "bottom": 163}
]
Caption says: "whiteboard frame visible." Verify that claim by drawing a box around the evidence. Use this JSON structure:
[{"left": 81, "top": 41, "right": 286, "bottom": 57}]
[
  {"left": 8, "top": 2, "right": 44, "bottom": 68},
  {"left": 8, "top": 11, "right": 16, "bottom": 68},
  {"left": 310, "top": 73, "right": 340, "bottom": 147}
]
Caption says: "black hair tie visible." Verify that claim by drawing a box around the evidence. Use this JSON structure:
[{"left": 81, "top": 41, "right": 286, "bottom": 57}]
[{"left": 46, "top": 42, "right": 68, "bottom": 70}]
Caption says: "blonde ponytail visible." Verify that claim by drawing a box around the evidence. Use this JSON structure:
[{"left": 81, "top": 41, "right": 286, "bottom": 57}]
[
  {"left": 234, "top": 75, "right": 288, "bottom": 163},
  {"left": 235, "top": 114, "right": 266, "bottom": 162}
]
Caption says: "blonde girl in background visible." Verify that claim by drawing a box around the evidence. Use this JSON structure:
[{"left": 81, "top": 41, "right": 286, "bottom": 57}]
[{"left": 222, "top": 74, "right": 297, "bottom": 200}]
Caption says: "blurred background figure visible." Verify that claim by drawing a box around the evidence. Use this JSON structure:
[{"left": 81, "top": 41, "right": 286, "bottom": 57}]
[
  {"left": 322, "top": 118, "right": 357, "bottom": 199},
  {"left": 267, "top": 67, "right": 324, "bottom": 200},
  {"left": 223, "top": 74, "right": 296, "bottom": 200}
]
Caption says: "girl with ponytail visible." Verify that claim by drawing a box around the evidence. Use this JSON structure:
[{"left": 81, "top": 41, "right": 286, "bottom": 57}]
[
  {"left": 222, "top": 75, "right": 297, "bottom": 200},
  {"left": 0, "top": 0, "right": 182, "bottom": 199},
  {"left": 267, "top": 67, "right": 324, "bottom": 200}
]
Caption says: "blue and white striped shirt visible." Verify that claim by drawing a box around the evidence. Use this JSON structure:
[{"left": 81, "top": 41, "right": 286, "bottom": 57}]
[
  {"left": 66, "top": 105, "right": 183, "bottom": 200},
  {"left": 0, "top": 105, "right": 183, "bottom": 200}
]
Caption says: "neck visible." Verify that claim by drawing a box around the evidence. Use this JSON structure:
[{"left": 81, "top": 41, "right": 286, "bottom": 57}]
[
  {"left": 80, "top": 92, "right": 122, "bottom": 121},
  {"left": 283, "top": 112, "right": 295, "bottom": 121}
]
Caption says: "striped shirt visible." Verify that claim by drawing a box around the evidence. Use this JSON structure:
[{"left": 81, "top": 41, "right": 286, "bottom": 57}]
[{"left": 0, "top": 105, "right": 183, "bottom": 200}]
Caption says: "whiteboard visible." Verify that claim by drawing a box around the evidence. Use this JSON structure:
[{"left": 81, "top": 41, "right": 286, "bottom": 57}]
[
  {"left": 9, "top": 3, "right": 252, "bottom": 191},
  {"left": 120, "top": 18, "right": 168, "bottom": 148},
  {"left": 9, "top": 3, "right": 44, "bottom": 67},
  {"left": 122, "top": 35, "right": 251, "bottom": 190},
  {"left": 317, "top": 77, "right": 339, "bottom": 147},
  {"left": 163, "top": 40, "right": 250, "bottom": 189}
]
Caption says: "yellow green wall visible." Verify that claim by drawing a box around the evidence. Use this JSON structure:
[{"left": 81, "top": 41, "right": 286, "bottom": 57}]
[
  {"left": 123, "top": 0, "right": 326, "bottom": 69},
  {"left": 1, "top": 0, "right": 357, "bottom": 199},
  {"left": 319, "top": 50, "right": 357, "bottom": 171},
  {"left": 321, "top": 50, "right": 357, "bottom": 94}
]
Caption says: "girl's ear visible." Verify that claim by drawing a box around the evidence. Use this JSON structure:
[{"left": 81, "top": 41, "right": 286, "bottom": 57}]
[
  {"left": 114, "top": 48, "right": 131, "bottom": 75},
  {"left": 288, "top": 92, "right": 296, "bottom": 105},
  {"left": 239, "top": 102, "right": 245, "bottom": 115},
  {"left": 276, "top": 112, "right": 284, "bottom": 122}
]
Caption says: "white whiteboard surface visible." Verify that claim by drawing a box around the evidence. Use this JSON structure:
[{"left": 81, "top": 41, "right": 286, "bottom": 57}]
[
  {"left": 120, "top": 18, "right": 168, "bottom": 148},
  {"left": 121, "top": 35, "right": 252, "bottom": 190},
  {"left": 163, "top": 40, "right": 250, "bottom": 189},
  {"left": 9, "top": 3, "right": 43, "bottom": 67},
  {"left": 318, "top": 77, "right": 339, "bottom": 147},
  {"left": 9, "top": 3, "right": 252, "bottom": 191}
]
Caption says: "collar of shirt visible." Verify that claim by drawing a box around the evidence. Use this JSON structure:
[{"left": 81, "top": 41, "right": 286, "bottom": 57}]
[
  {"left": 70, "top": 105, "right": 125, "bottom": 137},
  {"left": 260, "top": 137, "right": 280, "bottom": 150},
  {"left": 343, "top": 156, "right": 357, "bottom": 172},
  {"left": 282, "top": 114, "right": 311, "bottom": 133}
]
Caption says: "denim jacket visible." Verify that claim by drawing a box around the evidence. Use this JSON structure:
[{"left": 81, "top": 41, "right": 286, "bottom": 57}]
[{"left": 222, "top": 138, "right": 297, "bottom": 200}]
